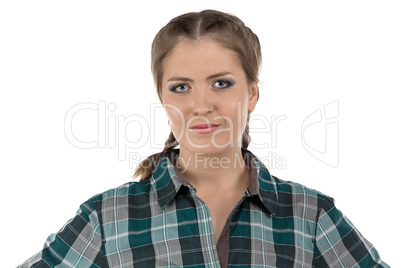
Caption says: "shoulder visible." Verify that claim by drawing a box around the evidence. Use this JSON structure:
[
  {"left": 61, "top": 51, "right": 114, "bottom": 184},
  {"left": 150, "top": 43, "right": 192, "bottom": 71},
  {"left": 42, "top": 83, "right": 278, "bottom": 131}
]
[
  {"left": 272, "top": 175, "right": 330, "bottom": 200},
  {"left": 248, "top": 149, "right": 334, "bottom": 213},
  {"left": 269, "top": 175, "right": 335, "bottom": 218},
  {"left": 82, "top": 180, "right": 155, "bottom": 212}
]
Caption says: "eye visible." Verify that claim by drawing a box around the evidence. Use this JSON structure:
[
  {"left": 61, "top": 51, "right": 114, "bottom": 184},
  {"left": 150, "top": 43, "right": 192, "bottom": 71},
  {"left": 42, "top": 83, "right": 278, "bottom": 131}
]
[
  {"left": 213, "top": 79, "right": 233, "bottom": 89},
  {"left": 170, "top": 84, "right": 189, "bottom": 93}
]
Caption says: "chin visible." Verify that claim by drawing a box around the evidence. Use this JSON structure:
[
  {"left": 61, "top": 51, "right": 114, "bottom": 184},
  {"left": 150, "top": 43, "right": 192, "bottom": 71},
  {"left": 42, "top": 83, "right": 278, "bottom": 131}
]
[{"left": 182, "top": 142, "right": 239, "bottom": 156}]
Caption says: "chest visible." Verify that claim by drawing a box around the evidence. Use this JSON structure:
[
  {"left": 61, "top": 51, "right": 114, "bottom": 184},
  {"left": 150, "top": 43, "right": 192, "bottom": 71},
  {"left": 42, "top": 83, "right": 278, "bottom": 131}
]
[
  {"left": 202, "top": 194, "right": 244, "bottom": 242},
  {"left": 99, "top": 196, "right": 317, "bottom": 267}
]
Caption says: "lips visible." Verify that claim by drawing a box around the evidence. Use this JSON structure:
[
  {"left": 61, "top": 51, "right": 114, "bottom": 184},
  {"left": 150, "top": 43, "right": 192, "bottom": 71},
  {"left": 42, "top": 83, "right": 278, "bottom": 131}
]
[
  {"left": 190, "top": 124, "right": 220, "bottom": 129},
  {"left": 190, "top": 124, "right": 220, "bottom": 134}
]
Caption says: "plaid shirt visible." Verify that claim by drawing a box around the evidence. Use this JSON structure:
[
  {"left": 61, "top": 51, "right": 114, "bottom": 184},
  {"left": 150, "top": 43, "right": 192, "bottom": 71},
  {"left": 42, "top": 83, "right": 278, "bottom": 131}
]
[{"left": 19, "top": 149, "right": 389, "bottom": 267}]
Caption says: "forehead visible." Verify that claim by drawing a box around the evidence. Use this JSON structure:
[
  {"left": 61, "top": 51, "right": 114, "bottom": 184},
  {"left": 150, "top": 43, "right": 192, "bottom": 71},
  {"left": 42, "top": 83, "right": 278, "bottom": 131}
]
[{"left": 162, "top": 38, "right": 244, "bottom": 79}]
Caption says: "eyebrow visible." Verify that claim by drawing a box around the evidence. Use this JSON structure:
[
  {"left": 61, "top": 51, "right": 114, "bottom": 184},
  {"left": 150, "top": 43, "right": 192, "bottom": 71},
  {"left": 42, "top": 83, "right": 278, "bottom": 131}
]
[{"left": 167, "top": 71, "right": 233, "bottom": 82}]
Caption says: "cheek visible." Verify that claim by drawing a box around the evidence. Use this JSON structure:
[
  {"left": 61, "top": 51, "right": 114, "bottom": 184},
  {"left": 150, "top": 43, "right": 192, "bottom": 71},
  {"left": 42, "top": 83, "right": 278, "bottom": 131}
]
[
  {"left": 164, "top": 104, "right": 185, "bottom": 131},
  {"left": 227, "top": 94, "right": 250, "bottom": 135},
  {"left": 225, "top": 95, "right": 249, "bottom": 119}
]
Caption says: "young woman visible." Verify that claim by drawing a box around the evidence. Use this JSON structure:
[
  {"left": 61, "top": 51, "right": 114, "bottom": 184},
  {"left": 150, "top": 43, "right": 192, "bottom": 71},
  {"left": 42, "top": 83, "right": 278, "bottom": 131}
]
[{"left": 19, "top": 10, "right": 389, "bottom": 268}]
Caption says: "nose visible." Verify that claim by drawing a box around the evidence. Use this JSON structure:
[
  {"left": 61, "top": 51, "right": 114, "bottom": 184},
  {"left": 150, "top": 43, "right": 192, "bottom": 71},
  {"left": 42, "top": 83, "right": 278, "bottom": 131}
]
[{"left": 191, "top": 87, "right": 214, "bottom": 115}]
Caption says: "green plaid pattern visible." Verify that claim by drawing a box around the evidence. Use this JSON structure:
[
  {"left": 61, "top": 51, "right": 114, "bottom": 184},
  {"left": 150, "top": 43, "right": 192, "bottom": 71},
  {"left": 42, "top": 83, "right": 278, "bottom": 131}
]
[{"left": 18, "top": 149, "right": 389, "bottom": 267}]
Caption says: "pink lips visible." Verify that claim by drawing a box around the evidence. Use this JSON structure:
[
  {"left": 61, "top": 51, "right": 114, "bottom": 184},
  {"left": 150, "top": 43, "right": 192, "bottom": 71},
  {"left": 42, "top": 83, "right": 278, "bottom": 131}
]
[{"left": 190, "top": 124, "right": 220, "bottom": 134}]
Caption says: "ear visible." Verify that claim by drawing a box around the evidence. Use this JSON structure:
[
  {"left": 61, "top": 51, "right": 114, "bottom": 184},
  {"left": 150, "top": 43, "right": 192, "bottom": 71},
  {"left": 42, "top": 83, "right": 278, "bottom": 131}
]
[{"left": 247, "top": 82, "right": 259, "bottom": 113}]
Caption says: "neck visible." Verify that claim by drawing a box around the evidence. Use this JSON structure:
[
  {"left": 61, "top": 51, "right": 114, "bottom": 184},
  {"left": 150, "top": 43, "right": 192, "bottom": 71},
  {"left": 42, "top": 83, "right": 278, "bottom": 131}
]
[{"left": 176, "top": 147, "right": 250, "bottom": 190}]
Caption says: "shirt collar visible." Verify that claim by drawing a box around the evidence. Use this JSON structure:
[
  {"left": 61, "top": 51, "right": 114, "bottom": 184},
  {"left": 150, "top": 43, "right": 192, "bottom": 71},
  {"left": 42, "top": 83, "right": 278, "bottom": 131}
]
[{"left": 150, "top": 148, "right": 278, "bottom": 215}]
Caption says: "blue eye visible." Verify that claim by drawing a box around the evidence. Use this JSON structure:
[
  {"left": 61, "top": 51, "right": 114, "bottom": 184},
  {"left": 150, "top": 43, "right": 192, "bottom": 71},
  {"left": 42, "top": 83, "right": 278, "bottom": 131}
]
[
  {"left": 170, "top": 84, "right": 189, "bottom": 93},
  {"left": 213, "top": 80, "right": 233, "bottom": 89}
]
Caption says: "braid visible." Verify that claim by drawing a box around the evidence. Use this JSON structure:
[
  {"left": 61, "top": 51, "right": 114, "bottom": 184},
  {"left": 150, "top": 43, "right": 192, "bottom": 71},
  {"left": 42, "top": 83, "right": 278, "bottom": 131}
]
[
  {"left": 163, "top": 131, "right": 179, "bottom": 151},
  {"left": 133, "top": 132, "right": 178, "bottom": 181},
  {"left": 241, "top": 113, "right": 251, "bottom": 149}
]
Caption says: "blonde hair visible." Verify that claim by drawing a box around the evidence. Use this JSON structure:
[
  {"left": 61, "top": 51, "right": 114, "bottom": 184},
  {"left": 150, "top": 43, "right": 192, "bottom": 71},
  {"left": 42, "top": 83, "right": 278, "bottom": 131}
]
[{"left": 134, "top": 10, "right": 262, "bottom": 181}]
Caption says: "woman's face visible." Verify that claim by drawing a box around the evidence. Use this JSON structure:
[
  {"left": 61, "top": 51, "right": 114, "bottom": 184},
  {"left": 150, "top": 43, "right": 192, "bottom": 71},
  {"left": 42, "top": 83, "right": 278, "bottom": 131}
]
[{"left": 161, "top": 38, "right": 258, "bottom": 155}]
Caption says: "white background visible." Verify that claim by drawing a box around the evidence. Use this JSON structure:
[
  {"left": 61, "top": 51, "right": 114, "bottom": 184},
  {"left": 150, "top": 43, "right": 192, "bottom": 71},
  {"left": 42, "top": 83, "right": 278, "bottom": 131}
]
[{"left": 1, "top": 1, "right": 400, "bottom": 266}]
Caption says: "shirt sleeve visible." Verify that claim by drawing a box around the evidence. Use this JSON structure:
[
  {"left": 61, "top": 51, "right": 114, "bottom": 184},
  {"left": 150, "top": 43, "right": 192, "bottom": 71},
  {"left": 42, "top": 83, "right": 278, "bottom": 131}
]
[
  {"left": 17, "top": 197, "right": 104, "bottom": 268},
  {"left": 313, "top": 197, "right": 389, "bottom": 268}
]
